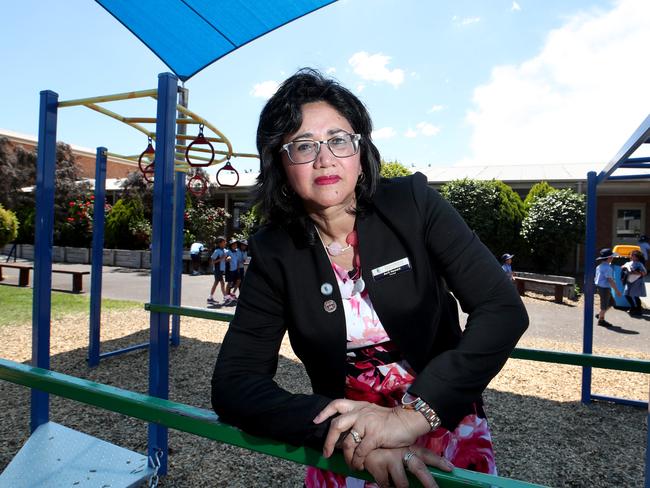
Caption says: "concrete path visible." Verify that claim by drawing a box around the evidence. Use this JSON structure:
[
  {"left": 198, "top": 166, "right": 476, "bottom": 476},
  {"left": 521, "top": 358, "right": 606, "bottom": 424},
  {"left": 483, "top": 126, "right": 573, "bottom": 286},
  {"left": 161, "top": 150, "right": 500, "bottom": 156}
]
[{"left": 2, "top": 259, "right": 648, "bottom": 354}]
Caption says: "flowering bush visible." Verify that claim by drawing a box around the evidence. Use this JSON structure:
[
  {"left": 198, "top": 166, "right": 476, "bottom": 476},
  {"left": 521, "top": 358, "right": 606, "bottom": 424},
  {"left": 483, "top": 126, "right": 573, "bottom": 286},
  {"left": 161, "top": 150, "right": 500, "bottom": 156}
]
[
  {"left": 185, "top": 201, "right": 229, "bottom": 248},
  {"left": 55, "top": 195, "right": 95, "bottom": 247}
]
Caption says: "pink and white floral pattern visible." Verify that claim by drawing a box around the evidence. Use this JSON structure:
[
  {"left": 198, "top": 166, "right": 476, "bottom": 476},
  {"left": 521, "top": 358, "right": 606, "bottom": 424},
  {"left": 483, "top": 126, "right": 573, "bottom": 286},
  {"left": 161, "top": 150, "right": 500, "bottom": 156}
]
[{"left": 305, "top": 263, "right": 496, "bottom": 487}]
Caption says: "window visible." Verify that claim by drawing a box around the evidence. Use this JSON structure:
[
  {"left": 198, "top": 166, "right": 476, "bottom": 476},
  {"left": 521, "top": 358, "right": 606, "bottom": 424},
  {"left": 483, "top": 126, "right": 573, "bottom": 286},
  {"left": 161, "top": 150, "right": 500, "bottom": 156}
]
[{"left": 612, "top": 204, "right": 645, "bottom": 244}]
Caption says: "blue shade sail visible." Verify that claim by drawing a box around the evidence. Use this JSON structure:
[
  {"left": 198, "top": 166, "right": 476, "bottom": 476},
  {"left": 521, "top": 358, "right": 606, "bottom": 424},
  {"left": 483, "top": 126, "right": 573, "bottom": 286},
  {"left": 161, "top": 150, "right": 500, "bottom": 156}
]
[{"left": 95, "top": 0, "right": 337, "bottom": 81}]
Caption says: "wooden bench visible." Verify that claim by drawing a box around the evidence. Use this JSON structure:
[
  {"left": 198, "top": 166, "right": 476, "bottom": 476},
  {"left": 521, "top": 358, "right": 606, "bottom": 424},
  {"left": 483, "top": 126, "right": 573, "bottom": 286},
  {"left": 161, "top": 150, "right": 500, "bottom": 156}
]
[
  {"left": 514, "top": 276, "right": 573, "bottom": 303},
  {"left": 0, "top": 263, "right": 33, "bottom": 287},
  {"left": 52, "top": 269, "right": 91, "bottom": 293},
  {"left": 0, "top": 264, "right": 90, "bottom": 293}
]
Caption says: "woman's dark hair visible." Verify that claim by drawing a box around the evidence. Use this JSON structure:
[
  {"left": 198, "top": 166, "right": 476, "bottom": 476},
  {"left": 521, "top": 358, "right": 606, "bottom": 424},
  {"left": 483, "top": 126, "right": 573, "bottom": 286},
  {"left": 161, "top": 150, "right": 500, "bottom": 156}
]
[{"left": 253, "top": 68, "right": 381, "bottom": 241}]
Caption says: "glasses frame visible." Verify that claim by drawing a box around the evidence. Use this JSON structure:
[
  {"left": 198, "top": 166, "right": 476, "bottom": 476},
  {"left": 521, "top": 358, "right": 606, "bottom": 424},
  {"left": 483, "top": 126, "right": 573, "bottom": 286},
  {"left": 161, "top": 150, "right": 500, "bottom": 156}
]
[{"left": 280, "top": 132, "right": 362, "bottom": 165}]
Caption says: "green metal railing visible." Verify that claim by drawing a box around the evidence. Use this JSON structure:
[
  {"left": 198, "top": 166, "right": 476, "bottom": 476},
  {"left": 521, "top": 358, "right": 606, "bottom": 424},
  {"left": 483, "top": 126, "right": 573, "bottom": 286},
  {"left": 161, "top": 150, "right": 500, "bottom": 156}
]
[
  {"left": 147, "top": 303, "right": 650, "bottom": 374},
  {"left": 0, "top": 358, "right": 542, "bottom": 487}
]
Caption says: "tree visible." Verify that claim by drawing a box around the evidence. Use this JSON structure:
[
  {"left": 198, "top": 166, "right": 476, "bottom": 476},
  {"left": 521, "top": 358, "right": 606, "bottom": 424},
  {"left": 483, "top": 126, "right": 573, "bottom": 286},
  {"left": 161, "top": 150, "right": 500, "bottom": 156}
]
[
  {"left": 0, "top": 205, "right": 19, "bottom": 248},
  {"left": 232, "top": 206, "right": 260, "bottom": 241},
  {"left": 520, "top": 189, "right": 585, "bottom": 272},
  {"left": 0, "top": 136, "right": 37, "bottom": 210},
  {"left": 120, "top": 171, "right": 154, "bottom": 220},
  {"left": 380, "top": 160, "right": 411, "bottom": 178},
  {"left": 440, "top": 178, "right": 525, "bottom": 256},
  {"left": 524, "top": 181, "right": 556, "bottom": 212}
]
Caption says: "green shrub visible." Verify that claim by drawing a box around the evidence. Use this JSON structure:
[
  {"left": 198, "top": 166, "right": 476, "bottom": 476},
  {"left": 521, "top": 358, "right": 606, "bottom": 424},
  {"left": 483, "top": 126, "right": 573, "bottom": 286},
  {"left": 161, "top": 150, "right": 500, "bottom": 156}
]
[
  {"left": 524, "top": 181, "right": 556, "bottom": 212},
  {"left": 380, "top": 160, "right": 412, "bottom": 178},
  {"left": 105, "top": 199, "right": 149, "bottom": 249},
  {"left": 0, "top": 204, "right": 19, "bottom": 248},
  {"left": 14, "top": 206, "right": 34, "bottom": 244},
  {"left": 440, "top": 178, "right": 525, "bottom": 255},
  {"left": 520, "top": 189, "right": 585, "bottom": 272}
]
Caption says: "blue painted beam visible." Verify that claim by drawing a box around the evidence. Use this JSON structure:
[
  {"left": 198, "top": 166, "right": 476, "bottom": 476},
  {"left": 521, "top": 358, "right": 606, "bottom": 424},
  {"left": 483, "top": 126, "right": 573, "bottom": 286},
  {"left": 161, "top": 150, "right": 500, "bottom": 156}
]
[
  {"left": 31, "top": 90, "right": 58, "bottom": 432},
  {"left": 147, "top": 72, "right": 178, "bottom": 475},
  {"left": 88, "top": 147, "right": 108, "bottom": 367}
]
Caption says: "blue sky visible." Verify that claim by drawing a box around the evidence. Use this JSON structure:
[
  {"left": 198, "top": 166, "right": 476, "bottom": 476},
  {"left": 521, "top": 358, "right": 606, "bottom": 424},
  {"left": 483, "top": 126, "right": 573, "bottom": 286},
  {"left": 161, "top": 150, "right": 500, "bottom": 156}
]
[{"left": 1, "top": 0, "right": 648, "bottom": 174}]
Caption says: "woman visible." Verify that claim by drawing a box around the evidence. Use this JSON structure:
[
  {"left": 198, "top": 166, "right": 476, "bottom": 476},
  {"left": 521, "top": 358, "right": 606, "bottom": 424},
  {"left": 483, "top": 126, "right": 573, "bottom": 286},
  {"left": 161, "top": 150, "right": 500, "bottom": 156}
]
[{"left": 212, "top": 69, "right": 528, "bottom": 487}]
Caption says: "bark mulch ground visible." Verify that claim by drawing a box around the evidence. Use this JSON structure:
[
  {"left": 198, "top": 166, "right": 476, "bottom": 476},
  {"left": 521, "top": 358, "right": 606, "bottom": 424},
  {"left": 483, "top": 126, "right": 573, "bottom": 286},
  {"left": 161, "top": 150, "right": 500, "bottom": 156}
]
[{"left": 0, "top": 300, "right": 648, "bottom": 487}]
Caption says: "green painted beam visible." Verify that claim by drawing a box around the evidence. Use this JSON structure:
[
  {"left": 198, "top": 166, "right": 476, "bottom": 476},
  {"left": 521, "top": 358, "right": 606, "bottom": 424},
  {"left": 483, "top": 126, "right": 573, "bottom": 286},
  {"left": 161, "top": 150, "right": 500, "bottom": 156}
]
[
  {"left": 511, "top": 348, "right": 650, "bottom": 373},
  {"left": 0, "top": 358, "right": 543, "bottom": 488},
  {"left": 145, "top": 302, "right": 234, "bottom": 322},
  {"left": 146, "top": 303, "right": 650, "bottom": 373}
]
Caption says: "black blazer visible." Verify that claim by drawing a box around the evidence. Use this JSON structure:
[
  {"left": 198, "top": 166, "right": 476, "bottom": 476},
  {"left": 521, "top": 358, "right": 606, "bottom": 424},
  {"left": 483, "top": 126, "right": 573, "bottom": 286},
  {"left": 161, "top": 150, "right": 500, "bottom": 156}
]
[{"left": 212, "top": 173, "right": 528, "bottom": 449}]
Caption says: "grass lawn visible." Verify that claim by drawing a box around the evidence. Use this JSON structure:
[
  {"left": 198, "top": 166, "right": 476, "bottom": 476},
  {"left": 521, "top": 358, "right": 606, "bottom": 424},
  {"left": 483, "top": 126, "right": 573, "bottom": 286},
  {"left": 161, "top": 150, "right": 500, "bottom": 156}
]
[{"left": 0, "top": 286, "right": 140, "bottom": 327}]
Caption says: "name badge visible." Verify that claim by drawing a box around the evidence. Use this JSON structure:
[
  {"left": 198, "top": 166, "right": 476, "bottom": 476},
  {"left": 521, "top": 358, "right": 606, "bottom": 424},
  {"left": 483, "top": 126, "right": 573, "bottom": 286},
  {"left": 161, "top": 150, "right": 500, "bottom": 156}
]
[{"left": 371, "top": 257, "right": 411, "bottom": 281}]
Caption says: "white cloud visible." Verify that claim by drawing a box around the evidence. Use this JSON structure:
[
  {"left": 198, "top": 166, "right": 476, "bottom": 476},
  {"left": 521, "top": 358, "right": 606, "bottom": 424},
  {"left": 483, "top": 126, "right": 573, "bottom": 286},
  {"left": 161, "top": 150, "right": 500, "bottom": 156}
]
[
  {"left": 463, "top": 0, "right": 650, "bottom": 166},
  {"left": 348, "top": 52, "right": 405, "bottom": 87},
  {"left": 403, "top": 123, "right": 440, "bottom": 138},
  {"left": 356, "top": 83, "right": 366, "bottom": 93},
  {"left": 372, "top": 127, "right": 396, "bottom": 140},
  {"left": 250, "top": 80, "right": 279, "bottom": 99},
  {"left": 511, "top": 1, "right": 521, "bottom": 12},
  {"left": 326, "top": 67, "right": 337, "bottom": 74},
  {"left": 453, "top": 15, "right": 481, "bottom": 26},
  {"left": 416, "top": 122, "right": 441, "bottom": 136},
  {"left": 428, "top": 104, "right": 445, "bottom": 113}
]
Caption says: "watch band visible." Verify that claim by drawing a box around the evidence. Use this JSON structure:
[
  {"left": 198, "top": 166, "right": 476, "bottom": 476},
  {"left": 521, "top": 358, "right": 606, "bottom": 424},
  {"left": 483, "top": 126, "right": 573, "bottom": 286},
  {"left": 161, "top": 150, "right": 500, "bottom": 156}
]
[{"left": 401, "top": 394, "right": 441, "bottom": 431}]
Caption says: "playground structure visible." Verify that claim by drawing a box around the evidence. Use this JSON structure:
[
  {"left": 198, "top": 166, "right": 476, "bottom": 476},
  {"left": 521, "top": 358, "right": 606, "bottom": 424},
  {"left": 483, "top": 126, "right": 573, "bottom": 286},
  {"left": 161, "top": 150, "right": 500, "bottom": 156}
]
[
  {"left": 581, "top": 114, "right": 650, "bottom": 411},
  {"left": 0, "top": 71, "right": 647, "bottom": 485}
]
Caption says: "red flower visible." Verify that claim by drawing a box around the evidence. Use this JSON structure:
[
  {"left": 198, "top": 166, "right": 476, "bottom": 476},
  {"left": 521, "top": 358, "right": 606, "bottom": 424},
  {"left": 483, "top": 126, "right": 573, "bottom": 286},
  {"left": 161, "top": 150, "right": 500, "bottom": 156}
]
[
  {"left": 67, "top": 217, "right": 74, "bottom": 222},
  {"left": 69, "top": 201, "right": 75, "bottom": 206}
]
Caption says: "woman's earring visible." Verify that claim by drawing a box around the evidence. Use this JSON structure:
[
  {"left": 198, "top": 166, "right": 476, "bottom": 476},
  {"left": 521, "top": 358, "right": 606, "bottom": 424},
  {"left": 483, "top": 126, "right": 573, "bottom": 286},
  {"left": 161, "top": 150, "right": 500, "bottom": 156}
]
[
  {"left": 357, "top": 172, "right": 366, "bottom": 184},
  {"left": 281, "top": 184, "right": 291, "bottom": 197}
]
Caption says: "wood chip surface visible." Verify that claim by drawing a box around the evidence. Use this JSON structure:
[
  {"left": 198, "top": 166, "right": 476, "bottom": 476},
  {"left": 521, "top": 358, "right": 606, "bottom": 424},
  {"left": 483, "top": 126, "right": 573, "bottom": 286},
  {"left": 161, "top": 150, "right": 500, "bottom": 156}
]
[{"left": 0, "top": 300, "right": 647, "bottom": 487}]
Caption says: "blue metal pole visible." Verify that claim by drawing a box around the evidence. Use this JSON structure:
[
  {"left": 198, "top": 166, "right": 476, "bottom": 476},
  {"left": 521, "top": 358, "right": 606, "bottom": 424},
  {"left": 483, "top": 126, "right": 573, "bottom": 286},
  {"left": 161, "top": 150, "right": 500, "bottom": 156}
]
[
  {"left": 581, "top": 171, "right": 598, "bottom": 405},
  {"left": 148, "top": 72, "right": 178, "bottom": 475},
  {"left": 171, "top": 171, "right": 186, "bottom": 347},
  {"left": 31, "top": 90, "right": 58, "bottom": 432},
  {"left": 88, "top": 147, "right": 107, "bottom": 367}
]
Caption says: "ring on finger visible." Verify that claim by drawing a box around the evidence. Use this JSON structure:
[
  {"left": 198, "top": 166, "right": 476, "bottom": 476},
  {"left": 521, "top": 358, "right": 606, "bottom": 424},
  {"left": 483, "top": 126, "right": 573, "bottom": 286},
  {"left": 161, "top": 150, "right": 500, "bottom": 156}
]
[
  {"left": 349, "top": 429, "right": 363, "bottom": 443},
  {"left": 402, "top": 449, "right": 416, "bottom": 467}
]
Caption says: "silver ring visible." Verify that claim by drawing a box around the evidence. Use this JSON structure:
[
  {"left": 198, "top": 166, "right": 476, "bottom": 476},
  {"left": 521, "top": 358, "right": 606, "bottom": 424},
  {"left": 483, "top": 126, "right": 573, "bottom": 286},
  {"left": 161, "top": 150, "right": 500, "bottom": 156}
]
[
  {"left": 402, "top": 449, "right": 416, "bottom": 467},
  {"left": 349, "top": 429, "right": 362, "bottom": 443}
]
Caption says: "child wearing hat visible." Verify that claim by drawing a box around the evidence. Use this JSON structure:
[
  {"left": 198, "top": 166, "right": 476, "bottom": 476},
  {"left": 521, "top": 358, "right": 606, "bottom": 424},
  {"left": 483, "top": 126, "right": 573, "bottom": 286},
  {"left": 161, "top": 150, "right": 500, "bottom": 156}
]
[
  {"left": 500, "top": 253, "right": 515, "bottom": 282},
  {"left": 594, "top": 248, "right": 622, "bottom": 326}
]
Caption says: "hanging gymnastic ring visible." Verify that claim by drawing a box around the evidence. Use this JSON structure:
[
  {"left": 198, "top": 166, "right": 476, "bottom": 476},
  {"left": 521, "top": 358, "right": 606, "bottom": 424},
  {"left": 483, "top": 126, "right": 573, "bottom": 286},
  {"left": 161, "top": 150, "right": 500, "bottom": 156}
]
[
  {"left": 216, "top": 159, "right": 239, "bottom": 187},
  {"left": 185, "top": 124, "right": 215, "bottom": 167},
  {"left": 142, "top": 163, "right": 155, "bottom": 183},
  {"left": 187, "top": 173, "right": 208, "bottom": 197},
  {"left": 138, "top": 138, "right": 155, "bottom": 174}
]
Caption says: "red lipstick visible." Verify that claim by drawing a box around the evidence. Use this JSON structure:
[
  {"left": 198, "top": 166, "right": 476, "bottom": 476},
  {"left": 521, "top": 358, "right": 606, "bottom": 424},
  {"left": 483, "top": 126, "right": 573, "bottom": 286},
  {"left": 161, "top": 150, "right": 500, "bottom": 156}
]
[{"left": 315, "top": 175, "right": 341, "bottom": 185}]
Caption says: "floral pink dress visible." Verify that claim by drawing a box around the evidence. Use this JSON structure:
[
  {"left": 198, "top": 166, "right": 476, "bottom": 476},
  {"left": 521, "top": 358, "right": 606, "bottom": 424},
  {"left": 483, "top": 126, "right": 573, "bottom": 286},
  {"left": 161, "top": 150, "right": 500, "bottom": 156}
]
[{"left": 305, "top": 262, "right": 496, "bottom": 487}]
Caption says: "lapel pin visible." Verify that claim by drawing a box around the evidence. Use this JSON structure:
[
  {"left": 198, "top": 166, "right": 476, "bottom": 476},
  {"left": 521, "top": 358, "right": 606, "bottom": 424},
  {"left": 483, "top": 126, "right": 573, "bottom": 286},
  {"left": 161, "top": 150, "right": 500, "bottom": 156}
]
[
  {"left": 320, "top": 283, "right": 334, "bottom": 295},
  {"left": 323, "top": 299, "right": 337, "bottom": 313}
]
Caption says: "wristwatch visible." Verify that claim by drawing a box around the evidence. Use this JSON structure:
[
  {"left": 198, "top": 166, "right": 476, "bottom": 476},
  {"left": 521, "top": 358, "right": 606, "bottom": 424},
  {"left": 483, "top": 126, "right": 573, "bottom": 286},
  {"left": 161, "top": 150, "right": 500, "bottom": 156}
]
[{"left": 401, "top": 392, "right": 441, "bottom": 431}]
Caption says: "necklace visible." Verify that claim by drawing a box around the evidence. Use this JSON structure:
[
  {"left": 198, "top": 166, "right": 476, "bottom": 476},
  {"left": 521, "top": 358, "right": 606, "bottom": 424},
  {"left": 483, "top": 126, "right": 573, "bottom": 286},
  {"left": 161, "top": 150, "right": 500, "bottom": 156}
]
[
  {"left": 316, "top": 227, "right": 365, "bottom": 296},
  {"left": 320, "top": 229, "right": 357, "bottom": 257}
]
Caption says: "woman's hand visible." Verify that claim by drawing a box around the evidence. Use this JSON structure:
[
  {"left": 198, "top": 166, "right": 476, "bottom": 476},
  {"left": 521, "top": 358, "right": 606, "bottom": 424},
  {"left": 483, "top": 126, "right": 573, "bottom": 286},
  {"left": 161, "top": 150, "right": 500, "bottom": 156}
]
[
  {"left": 364, "top": 445, "right": 454, "bottom": 488},
  {"left": 314, "top": 399, "right": 431, "bottom": 470}
]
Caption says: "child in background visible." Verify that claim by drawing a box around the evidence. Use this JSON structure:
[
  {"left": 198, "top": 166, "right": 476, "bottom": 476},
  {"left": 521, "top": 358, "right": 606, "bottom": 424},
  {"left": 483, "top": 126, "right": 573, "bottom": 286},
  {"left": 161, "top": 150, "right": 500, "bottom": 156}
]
[
  {"left": 500, "top": 253, "right": 515, "bottom": 282},
  {"left": 223, "top": 239, "right": 240, "bottom": 306},
  {"left": 238, "top": 239, "right": 249, "bottom": 282},
  {"left": 207, "top": 236, "right": 227, "bottom": 304},
  {"left": 594, "top": 248, "right": 622, "bottom": 326},
  {"left": 622, "top": 249, "right": 647, "bottom": 316}
]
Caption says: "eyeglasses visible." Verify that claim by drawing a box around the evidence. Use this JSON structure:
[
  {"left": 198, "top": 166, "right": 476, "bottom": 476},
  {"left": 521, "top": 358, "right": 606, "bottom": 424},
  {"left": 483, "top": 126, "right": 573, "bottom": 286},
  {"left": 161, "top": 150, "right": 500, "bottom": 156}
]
[{"left": 280, "top": 132, "right": 362, "bottom": 165}]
